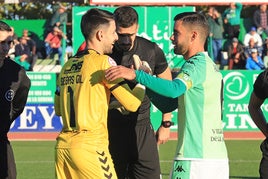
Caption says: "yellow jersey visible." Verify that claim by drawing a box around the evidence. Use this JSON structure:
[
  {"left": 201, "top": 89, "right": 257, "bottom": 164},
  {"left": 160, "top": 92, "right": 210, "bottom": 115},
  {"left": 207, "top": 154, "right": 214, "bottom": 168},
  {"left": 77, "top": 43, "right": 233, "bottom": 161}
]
[{"left": 54, "top": 49, "right": 145, "bottom": 142}]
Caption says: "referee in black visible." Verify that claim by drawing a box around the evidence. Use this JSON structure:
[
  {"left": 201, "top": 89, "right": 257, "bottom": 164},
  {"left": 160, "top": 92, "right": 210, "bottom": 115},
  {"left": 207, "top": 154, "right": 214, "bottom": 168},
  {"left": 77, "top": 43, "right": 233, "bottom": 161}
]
[{"left": 0, "top": 21, "right": 31, "bottom": 179}]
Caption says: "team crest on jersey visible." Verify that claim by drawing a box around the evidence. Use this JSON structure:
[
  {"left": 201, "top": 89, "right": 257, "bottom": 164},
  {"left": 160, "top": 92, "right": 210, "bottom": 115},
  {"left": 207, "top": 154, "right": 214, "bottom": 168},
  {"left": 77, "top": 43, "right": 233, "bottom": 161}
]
[
  {"left": 108, "top": 57, "right": 117, "bottom": 66},
  {"left": 5, "top": 89, "right": 14, "bottom": 101},
  {"left": 177, "top": 72, "right": 192, "bottom": 89}
]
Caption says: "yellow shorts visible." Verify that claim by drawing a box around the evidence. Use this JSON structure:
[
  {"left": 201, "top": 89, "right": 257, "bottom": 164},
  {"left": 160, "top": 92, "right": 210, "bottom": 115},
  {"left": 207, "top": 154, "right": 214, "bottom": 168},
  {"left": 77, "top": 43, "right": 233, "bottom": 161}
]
[{"left": 55, "top": 132, "right": 117, "bottom": 179}]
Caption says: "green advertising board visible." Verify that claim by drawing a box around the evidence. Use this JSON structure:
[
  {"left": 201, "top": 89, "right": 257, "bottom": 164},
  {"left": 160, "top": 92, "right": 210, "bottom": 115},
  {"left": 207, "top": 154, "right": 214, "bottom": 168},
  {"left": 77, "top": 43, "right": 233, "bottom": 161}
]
[
  {"left": 221, "top": 70, "right": 263, "bottom": 131},
  {"left": 72, "top": 6, "right": 195, "bottom": 68},
  {"left": 22, "top": 71, "right": 265, "bottom": 133},
  {"left": 26, "top": 72, "right": 56, "bottom": 104}
]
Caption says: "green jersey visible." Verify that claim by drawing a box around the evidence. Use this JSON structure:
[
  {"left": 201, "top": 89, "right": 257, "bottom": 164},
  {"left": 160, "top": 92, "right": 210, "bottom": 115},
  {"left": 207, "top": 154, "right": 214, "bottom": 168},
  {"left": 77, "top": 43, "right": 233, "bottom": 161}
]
[
  {"left": 135, "top": 52, "right": 228, "bottom": 160},
  {"left": 174, "top": 52, "right": 227, "bottom": 160}
]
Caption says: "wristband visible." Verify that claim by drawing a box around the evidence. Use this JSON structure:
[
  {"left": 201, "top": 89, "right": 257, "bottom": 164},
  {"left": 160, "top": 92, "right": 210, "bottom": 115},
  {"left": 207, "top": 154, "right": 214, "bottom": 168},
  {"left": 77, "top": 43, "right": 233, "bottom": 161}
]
[{"left": 161, "top": 121, "right": 174, "bottom": 128}]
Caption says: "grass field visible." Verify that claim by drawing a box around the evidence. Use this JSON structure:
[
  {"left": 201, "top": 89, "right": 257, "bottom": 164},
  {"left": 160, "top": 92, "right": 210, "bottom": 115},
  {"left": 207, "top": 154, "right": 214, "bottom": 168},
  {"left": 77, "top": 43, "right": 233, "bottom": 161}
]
[{"left": 11, "top": 140, "right": 262, "bottom": 179}]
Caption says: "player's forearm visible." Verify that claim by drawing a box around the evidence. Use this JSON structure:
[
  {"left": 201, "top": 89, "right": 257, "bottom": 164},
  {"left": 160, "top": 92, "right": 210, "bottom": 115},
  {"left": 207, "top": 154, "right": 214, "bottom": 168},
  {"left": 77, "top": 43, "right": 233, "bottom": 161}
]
[
  {"left": 146, "top": 88, "right": 178, "bottom": 113},
  {"left": 112, "top": 83, "right": 145, "bottom": 112},
  {"left": 136, "top": 70, "right": 186, "bottom": 98}
]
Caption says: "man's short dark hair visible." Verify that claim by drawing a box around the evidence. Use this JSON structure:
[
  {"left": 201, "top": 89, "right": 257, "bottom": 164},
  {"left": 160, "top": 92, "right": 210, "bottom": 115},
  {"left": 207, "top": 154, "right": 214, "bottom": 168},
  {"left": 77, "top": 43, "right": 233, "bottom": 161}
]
[
  {"left": 114, "top": 6, "right": 138, "bottom": 28},
  {"left": 0, "top": 21, "right": 11, "bottom": 32},
  {"left": 80, "top": 8, "right": 114, "bottom": 40},
  {"left": 174, "top": 12, "right": 209, "bottom": 41}
]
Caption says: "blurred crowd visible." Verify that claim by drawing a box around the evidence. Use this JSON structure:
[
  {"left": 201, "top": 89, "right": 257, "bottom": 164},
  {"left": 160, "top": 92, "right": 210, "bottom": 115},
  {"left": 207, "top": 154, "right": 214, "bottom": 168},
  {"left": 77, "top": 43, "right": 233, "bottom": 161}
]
[
  {"left": 207, "top": 3, "right": 268, "bottom": 70},
  {"left": 8, "top": 3, "right": 71, "bottom": 71},
  {"left": 8, "top": 3, "right": 268, "bottom": 71}
]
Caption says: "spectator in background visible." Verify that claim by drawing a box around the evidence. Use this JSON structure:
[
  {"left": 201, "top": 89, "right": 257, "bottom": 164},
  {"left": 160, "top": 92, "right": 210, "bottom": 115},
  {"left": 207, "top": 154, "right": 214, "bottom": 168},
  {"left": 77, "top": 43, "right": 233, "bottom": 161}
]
[
  {"left": 246, "top": 48, "right": 265, "bottom": 70},
  {"left": 8, "top": 27, "right": 19, "bottom": 60},
  {"left": 44, "top": 26, "right": 66, "bottom": 64},
  {"left": 253, "top": 5, "right": 268, "bottom": 38},
  {"left": 244, "top": 37, "right": 263, "bottom": 59},
  {"left": 262, "top": 37, "right": 268, "bottom": 67},
  {"left": 22, "top": 29, "right": 37, "bottom": 56},
  {"left": 248, "top": 69, "right": 268, "bottom": 179},
  {"left": 207, "top": 6, "right": 224, "bottom": 64},
  {"left": 222, "top": 2, "right": 243, "bottom": 39},
  {"left": 227, "top": 37, "right": 246, "bottom": 69},
  {"left": 65, "top": 39, "right": 73, "bottom": 59},
  {"left": 14, "top": 37, "right": 33, "bottom": 71},
  {"left": 49, "top": 3, "right": 68, "bottom": 32},
  {"left": 243, "top": 26, "right": 263, "bottom": 49},
  {"left": 21, "top": 29, "right": 37, "bottom": 68},
  {"left": 9, "top": 27, "right": 18, "bottom": 45}
]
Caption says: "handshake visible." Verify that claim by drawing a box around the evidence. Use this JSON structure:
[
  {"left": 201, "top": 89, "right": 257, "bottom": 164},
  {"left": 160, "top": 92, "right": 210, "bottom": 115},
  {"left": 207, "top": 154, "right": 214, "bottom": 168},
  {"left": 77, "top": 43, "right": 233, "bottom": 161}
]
[{"left": 109, "top": 54, "right": 152, "bottom": 115}]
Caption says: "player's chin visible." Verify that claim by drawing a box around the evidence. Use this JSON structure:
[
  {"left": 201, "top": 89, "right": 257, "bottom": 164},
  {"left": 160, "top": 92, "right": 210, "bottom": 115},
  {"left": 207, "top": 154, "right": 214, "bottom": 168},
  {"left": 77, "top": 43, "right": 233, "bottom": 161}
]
[
  {"left": 105, "top": 48, "right": 113, "bottom": 55},
  {"left": 118, "top": 44, "right": 131, "bottom": 52},
  {"left": 173, "top": 47, "right": 180, "bottom": 55}
]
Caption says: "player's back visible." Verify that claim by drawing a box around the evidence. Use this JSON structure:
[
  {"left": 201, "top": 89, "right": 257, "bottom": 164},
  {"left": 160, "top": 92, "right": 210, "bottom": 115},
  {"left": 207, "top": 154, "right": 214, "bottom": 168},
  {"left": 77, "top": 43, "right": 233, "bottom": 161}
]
[{"left": 56, "top": 50, "right": 111, "bottom": 141}]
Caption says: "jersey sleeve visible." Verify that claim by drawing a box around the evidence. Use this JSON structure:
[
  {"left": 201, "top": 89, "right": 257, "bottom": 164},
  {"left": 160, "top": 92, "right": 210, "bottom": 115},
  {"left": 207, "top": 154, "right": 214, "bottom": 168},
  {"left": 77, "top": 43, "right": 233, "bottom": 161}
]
[
  {"left": 135, "top": 70, "right": 187, "bottom": 98},
  {"left": 104, "top": 56, "right": 145, "bottom": 112},
  {"left": 146, "top": 88, "right": 178, "bottom": 113},
  {"left": 175, "top": 60, "right": 198, "bottom": 88},
  {"left": 11, "top": 69, "right": 31, "bottom": 120}
]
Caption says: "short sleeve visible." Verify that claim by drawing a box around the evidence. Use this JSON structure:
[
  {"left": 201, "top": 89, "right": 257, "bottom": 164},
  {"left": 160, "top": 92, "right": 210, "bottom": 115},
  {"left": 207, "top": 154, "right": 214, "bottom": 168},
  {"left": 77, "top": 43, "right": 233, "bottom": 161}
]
[{"left": 175, "top": 61, "right": 196, "bottom": 90}]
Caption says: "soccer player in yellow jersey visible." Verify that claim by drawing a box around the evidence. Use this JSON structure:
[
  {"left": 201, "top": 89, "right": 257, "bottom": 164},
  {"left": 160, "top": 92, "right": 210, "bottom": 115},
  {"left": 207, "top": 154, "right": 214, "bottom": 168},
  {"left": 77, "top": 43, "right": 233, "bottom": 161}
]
[{"left": 54, "top": 8, "right": 145, "bottom": 179}]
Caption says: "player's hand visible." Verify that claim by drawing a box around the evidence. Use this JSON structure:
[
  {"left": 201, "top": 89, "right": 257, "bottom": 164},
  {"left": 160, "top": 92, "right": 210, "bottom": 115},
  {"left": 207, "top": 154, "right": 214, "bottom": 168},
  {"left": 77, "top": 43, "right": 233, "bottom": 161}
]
[
  {"left": 133, "top": 54, "right": 152, "bottom": 74},
  {"left": 156, "top": 126, "right": 170, "bottom": 145},
  {"left": 105, "top": 66, "right": 136, "bottom": 81}
]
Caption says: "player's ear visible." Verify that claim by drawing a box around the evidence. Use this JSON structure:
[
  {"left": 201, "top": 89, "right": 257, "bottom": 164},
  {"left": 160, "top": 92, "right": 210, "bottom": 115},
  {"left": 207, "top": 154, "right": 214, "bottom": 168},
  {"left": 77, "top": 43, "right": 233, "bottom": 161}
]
[
  {"left": 191, "top": 31, "right": 197, "bottom": 42},
  {"left": 96, "top": 30, "right": 103, "bottom": 41}
]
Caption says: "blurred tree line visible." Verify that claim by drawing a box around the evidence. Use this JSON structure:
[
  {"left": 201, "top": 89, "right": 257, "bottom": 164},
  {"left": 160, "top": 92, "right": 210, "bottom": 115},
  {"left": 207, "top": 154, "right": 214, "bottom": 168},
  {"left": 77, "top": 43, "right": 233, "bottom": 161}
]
[
  {"left": 0, "top": 2, "right": 260, "bottom": 20},
  {"left": 0, "top": 2, "right": 86, "bottom": 20}
]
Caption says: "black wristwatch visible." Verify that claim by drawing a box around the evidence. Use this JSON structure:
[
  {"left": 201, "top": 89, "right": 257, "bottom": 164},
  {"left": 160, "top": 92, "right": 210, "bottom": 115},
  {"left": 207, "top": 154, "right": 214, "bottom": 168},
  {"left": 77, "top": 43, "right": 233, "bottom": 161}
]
[{"left": 161, "top": 121, "right": 174, "bottom": 128}]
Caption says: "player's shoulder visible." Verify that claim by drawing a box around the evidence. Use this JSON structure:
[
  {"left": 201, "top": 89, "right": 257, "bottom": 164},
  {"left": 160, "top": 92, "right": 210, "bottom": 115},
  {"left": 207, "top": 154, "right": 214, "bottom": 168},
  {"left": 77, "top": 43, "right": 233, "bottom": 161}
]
[
  {"left": 136, "top": 36, "right": 158, "bottom": 47},
  {"left": 1, "top": 58, "right": 29, "bottom": 83},
  {"left": 4, "top": 58, "right": 24, "bottom": 71},
  {"left": 135, "top": 36, "right": 161, "bottom": 55},
  {"left": 66, "top": 50, "right": 117, "bottom": 69},
  {"left": 256, "top": 69, "right": 268, "bottom": 84}
]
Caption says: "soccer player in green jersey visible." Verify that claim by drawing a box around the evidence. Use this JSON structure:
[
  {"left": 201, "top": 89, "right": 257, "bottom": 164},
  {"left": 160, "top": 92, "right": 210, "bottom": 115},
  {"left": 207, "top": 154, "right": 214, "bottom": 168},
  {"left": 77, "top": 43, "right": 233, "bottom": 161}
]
[
  {"left": 105, "top": 12, "right": 229, "bottom": 179},
  {"left": 54, "top": 8, "right": 145, "bottom": 179}
]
